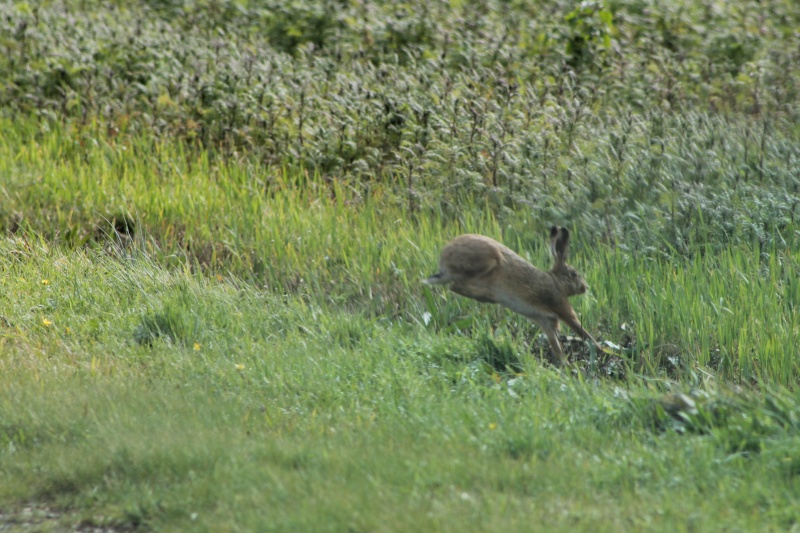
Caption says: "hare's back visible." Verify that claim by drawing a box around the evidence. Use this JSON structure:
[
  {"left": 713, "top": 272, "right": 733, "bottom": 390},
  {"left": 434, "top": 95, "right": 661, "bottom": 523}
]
[{"left": 440, "top": 234, "right": 504, "bottom": 279}]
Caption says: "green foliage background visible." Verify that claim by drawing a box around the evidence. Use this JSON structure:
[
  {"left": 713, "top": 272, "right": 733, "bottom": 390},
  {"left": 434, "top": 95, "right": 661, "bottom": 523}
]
[{"left": 2, "top": 0, "right": 799, "bottom": 252}]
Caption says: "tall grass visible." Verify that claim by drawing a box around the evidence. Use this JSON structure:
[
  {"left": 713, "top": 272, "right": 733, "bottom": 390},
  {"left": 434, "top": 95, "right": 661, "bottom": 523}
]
[
  {"left": 596, "top": 242, "right": 800, "bottom": 384},
  {"left": 2, "top": 121, "right": 799, "bottom": 384}
]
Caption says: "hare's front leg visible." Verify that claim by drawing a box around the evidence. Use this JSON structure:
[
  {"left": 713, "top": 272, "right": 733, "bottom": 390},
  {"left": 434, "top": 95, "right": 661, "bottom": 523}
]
[{"left": 559, "top": 308, "right": 604, "bottom": 354}]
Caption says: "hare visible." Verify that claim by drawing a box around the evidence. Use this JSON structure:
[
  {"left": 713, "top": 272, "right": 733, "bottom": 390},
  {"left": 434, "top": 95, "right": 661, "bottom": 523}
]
[{"left": 423, "top": 226, "right": 602, "bottom": 365}]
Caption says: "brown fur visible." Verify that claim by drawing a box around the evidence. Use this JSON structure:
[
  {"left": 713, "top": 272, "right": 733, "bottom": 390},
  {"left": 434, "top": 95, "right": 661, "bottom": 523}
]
[{"left": 424, "top": 227, "right": 601, "bottom": 366}]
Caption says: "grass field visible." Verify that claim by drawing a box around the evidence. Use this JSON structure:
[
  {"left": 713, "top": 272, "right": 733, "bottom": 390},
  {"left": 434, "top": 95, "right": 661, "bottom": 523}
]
[
  {"left": 3, "top": 231, "right": 800, "bottom": 532},
  {"left": 2, "top": 0, "right": 800, "bottom": 531}
]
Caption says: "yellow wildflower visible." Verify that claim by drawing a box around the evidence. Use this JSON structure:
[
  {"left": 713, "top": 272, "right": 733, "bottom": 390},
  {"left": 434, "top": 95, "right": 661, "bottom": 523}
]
[
  {"left": 193, "top": 342, "right": 201, "bottom": 351},
  {"left": 41, "top": 318, "right": 52, "bottom": 327}
]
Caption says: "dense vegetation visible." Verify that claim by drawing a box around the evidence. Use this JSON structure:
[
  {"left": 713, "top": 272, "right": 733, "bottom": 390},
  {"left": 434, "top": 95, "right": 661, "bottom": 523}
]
[
  {"left": 1, "top": 0, "right": 800, "bottom": 530},
  {"left": 2, "top": 0, "right": 799, "bottom": 251}
]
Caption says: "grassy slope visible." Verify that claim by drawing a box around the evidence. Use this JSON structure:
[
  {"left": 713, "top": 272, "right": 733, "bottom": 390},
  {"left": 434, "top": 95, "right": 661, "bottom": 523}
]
[{"left": 2, "top": 239, "right": 800, "bottom": 531}]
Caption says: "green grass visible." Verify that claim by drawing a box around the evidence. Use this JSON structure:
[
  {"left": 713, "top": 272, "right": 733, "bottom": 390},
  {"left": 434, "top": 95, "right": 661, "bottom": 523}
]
[
  {"left": 3, "top": 242, "right": 800, "bottom": 531},
  {"left": 2, "top": 123, "right": 799, "bottom": 385},
  {"left": 2, "top": 112, "right": 800, "bottom": 533},
  {"left": 2, "top": 0, "right": 800, "bottom": 530}
]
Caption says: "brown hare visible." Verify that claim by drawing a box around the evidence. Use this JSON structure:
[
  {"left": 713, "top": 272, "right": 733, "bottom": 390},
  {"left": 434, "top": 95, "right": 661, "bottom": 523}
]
[{"left": 423, "top": 226, "right": 602, "bottom": 366}]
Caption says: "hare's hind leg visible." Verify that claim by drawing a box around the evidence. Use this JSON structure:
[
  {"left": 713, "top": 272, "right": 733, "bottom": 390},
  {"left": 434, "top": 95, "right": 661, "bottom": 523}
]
[
  {"left": 450, "top": 281, "right": 498, "bottom": 304},
  {"left": 533, "top": 316, "right": 566, "bottom": 366}
]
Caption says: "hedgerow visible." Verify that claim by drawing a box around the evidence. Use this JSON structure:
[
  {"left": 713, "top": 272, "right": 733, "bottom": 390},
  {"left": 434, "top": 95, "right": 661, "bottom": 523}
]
[{"left": 1, "top": 0, "right": 799, "bottom": 250}]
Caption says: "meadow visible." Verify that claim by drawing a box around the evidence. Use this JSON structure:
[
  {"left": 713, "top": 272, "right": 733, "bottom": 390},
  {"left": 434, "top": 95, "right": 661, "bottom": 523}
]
[{"left": 2, "top": 0, "right": 800, "bottom": 530}]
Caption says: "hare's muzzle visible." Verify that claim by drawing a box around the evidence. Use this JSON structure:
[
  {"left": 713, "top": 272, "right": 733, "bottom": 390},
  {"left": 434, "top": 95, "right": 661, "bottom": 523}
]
[{"left": 575, "top": 277, "right": 589, "bottom": 295}]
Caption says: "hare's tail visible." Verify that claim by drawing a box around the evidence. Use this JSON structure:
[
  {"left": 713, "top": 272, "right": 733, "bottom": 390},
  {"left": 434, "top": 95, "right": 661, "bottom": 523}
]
[{"left": 422, "top": 271, "right": 452, "bottom": 285}]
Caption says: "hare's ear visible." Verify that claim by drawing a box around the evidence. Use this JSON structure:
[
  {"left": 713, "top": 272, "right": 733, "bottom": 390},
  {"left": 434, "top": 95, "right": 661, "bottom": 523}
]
[
  {"left": 549, "top": 226, "right": 560, "bottom": 258},
  {"left": 554, "top": 227, "right": 571, "bottom": 265}
]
